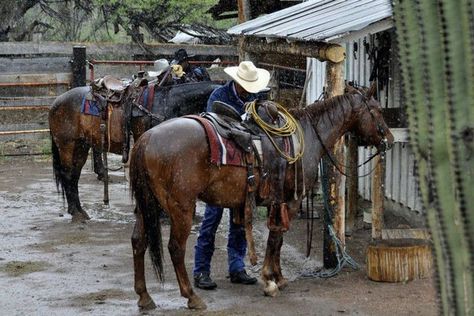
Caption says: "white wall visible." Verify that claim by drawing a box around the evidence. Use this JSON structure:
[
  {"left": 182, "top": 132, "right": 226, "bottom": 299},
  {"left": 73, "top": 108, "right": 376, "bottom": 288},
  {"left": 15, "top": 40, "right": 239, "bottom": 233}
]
[{"left": 306, "top": 33, "right": 423, "bottom": 216}]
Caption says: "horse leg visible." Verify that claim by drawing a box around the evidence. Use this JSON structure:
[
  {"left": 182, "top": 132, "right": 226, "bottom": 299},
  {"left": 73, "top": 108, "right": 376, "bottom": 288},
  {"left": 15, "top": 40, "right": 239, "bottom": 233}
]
[
  {"left": 59, "top": 141, "right": 91, "bottom": 222},
  {"left": 261, "top": 229, "right": 284, "bottom": 297},
  {"left": 131, "top": 208, "right": 156, "bottom": 310},
  {"left": 167, "top": 202, "right": 206, "bottom": 310},
  {"left": 272, "top": 232, "right": 288, "bottom": 290},
  {"left": 92, "top": 148, "right": 106, "bottom": 181}
]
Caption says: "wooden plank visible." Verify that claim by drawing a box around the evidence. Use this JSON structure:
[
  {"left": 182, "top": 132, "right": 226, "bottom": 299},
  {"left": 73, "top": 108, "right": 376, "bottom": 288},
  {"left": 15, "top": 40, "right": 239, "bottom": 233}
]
[
  {"left": 0, "top": 85, "right": 69, "bottom": 97},
  {"left": 0, "top": 41, "right": 238, "bottom": 58},
  {"left": 0, "top": 129, "right": 49, "bottom": 136},
  {"left": 391, "top": 128, "right": 409, "bottom": 142},
  {"left": 0, "top": 57, "right": 71, "bottom": 74},
  {"left": 0, "top": 73, "right": 71, "bottom": 83},
  {"left": 0, "top": 96, "right": 56, "bottom": 107}
]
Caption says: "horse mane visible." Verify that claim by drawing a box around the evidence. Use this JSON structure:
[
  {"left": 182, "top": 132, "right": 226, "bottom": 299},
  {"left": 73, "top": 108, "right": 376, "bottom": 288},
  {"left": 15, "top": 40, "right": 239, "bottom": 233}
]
[{"left": 287, "top": 93, "right": 359, "bottom": 120}]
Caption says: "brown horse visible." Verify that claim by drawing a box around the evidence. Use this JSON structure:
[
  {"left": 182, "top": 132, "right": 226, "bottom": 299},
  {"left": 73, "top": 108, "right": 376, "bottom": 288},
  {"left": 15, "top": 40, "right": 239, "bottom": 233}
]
[
  {"left": 49, "top": 81, "right": 221, "bottom": 222},
  {"left": 129, "top": 91, "right": 394, "bottom": 310}
]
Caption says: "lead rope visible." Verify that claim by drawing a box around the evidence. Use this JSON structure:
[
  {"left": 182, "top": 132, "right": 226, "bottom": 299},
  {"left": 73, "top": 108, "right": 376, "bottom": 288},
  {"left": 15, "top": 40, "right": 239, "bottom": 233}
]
[{"left": 299, "top": 159, "right": 359, "bottom": 278}]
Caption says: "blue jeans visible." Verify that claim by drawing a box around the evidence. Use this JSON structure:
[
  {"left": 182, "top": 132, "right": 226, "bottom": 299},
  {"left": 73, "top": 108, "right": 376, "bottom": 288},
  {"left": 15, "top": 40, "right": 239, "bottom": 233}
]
[{"left": 193, "top": 204, "right": 247, "bottom": 275}]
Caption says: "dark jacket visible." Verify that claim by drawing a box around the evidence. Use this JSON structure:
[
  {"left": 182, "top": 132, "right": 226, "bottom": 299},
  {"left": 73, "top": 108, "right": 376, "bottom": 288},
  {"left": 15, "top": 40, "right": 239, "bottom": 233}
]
[{"left": 206, "top": 80, "right": 259, "bottom": 115}]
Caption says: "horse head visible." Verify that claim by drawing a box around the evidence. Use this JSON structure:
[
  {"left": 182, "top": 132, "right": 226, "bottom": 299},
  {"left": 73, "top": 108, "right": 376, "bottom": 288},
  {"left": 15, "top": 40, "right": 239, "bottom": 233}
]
[{"left": 351, "top": 95, "right": 394, "bottom": 153}]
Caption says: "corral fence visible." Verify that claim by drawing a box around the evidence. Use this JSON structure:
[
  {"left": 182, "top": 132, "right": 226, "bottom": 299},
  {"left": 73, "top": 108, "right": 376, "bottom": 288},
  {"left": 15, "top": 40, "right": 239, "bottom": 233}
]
[{"left": 0, "top": 41, "right": 237, "bottom": 156}]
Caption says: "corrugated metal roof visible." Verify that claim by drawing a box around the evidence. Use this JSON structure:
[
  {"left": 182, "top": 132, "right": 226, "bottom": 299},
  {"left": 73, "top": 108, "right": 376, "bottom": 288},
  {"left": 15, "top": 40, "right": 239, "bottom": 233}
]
[{"left": 227, "top": 0, "right": 392, "bottom": 43}]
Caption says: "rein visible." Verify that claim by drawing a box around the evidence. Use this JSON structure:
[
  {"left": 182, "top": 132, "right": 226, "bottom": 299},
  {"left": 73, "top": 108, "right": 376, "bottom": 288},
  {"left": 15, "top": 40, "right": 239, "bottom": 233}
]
[
  {"left": 314, "top": 129, "right": 382, "bottom": 178},
  {"left": 131, "top": 98, "right": 165, "bottom": 123}
]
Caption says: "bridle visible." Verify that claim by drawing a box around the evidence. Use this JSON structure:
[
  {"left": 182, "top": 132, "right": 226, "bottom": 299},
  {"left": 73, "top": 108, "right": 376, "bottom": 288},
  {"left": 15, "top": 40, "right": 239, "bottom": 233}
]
[{"left": 315, "top": 93, "right": 390, "bottom": 178}]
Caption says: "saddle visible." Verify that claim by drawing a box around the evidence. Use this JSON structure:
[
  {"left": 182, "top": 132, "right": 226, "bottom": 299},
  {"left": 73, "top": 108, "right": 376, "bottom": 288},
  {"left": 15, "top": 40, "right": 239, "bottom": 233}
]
[
  {"left": 201, "top": 101, "right": 292, "bottom": 232},
  {"left": 89, "top": 74, "right": 149, "bottom": 163},
  {"left": 91, "top": 75, "right": 130, "bottom": 103}
]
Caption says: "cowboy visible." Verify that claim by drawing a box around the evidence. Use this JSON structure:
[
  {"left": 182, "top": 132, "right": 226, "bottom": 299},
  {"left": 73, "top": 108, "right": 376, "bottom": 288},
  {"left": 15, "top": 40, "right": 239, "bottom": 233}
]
[
  {"left": 147, "top": 58, "right": 175, "bottom": 86},
  {"left": 171, "top": 48, "right": 211, "bottom": 83},
  {"left": 193, "top": 60, "right": 270, "bottom": 290}
]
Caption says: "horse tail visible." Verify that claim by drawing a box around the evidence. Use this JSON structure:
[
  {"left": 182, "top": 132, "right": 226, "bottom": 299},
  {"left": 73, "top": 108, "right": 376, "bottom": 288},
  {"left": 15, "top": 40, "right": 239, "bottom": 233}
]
[
  {"left": 129, "top": 134, "right": 165, "bottom": 282},
  {"left": 50, "top": 132, "right": 65, "bottom": 199}
]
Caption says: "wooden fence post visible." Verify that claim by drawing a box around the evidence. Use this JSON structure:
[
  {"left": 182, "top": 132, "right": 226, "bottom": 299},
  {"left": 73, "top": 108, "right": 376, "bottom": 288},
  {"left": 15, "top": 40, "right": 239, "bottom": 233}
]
[
  {"left": 322, "top": 61, "right": 345, "bottom": 268},
  {"left": 71, "top": 46, "right": 86, "bottom": 88},
  {"left": 371, "top": 153, "right": 384, "bottom": 239},
  {"left": 345, "top": 134, "right": 359, "bottom": 235}
]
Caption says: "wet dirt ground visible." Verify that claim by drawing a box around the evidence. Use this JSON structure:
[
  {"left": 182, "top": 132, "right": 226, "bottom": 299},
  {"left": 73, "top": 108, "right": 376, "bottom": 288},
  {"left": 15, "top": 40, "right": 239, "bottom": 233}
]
[{"left": 0, "top": 155, "right": 438, "bottom": 315}]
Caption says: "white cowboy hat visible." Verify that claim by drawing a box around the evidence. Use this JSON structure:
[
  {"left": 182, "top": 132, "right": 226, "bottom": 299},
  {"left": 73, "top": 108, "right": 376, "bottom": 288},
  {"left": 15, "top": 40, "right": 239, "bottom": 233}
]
[
  {"left": 148, "top": 59, "right": 170, "bottom": 77},
  {"left": 224, "top": 61, "right": 270, "bottom": 93}
]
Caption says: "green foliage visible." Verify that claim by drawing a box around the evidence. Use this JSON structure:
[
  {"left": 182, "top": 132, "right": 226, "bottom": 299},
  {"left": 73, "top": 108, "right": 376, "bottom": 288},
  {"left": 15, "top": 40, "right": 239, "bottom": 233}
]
[{"left": 7, "top": 0, "right": 235, "bottom": 42}]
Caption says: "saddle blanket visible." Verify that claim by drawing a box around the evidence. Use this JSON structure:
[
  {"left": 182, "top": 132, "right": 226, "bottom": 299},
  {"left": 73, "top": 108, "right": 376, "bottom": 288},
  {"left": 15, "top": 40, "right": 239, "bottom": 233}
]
[
  {"left": 137, "top": 84, "right": 155, "bottom": 112},
  {"left": 81, "top": 96, "right": 100, "bottom": 116},
  {"left": 184, "top": 115, "right": 294, "bottom": 168},
  {"left": 185, "top": 115, "right": 247, "bottom": 167}
]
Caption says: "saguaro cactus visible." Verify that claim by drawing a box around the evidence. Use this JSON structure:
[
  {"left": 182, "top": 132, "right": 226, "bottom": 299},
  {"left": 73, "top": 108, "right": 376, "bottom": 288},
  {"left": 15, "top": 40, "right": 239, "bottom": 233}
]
[{"left": 392, "top": 0, "right": 473, "bottom": 314}]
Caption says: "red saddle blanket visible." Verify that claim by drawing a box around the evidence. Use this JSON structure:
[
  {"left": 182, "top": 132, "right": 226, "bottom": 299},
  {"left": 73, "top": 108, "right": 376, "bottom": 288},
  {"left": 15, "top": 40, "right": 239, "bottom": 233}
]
[{"left": 184, "top": 115, "right": 247, "bottom": 167}]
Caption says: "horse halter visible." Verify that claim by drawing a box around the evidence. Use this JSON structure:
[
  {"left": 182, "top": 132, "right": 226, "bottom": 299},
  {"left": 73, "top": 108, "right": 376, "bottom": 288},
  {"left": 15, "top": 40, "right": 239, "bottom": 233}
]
[
  {"left": 316, "top": 93, "right": 390, "bottom": 178},
  {"left": 360, "top": 94, "right": 391, "bottom": 153}
]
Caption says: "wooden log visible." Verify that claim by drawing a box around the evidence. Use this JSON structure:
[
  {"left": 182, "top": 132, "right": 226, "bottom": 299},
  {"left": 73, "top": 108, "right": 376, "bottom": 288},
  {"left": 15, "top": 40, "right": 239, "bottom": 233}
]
[
  {"left": 322, "top": 61, "right": 345, "bottom": 268},
  {"left": 382, "top": 228, "right": 430, "bottom": 240},
  {"left": 241, "top": 37, "right": 345, "bottom": 63},
  {"left": 345, "top": 134, "right": 358, "bottom": 236},
  {"left": 371, "top": 154, "right": 385, "bottom": 239},
  {"left": 367, "top": 239, "right": 433, "bottom": 282}
]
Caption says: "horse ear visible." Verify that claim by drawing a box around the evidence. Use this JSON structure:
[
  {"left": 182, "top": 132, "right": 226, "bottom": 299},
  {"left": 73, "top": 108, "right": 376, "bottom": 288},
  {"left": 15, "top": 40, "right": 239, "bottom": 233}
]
[
  {"left": 366, "top": 81, "right": 377, "bottom": 99},
  {"left": 345, "top": 81, "right": 359, "bottom": 94}
]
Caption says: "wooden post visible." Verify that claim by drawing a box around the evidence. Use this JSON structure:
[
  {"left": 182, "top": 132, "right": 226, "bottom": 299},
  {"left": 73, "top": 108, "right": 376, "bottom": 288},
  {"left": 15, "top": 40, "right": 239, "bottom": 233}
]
[
  {"left": 237, "top": 0, "right": 252, "bottom": 62},
  {"left": 71, "top": 46, "right": 86, "bottom": 88},
  {"left": 345, "top": 134, "right": 359, "bottom": 236},
  {"left": 237, "top": 0, "right": 251, "bottom": 22},
  {"left": 371, "top": 153, "right": 385, "bottom": 239},
  {"left": 322, "top": 61, "right": 345, "bottom": 268}
]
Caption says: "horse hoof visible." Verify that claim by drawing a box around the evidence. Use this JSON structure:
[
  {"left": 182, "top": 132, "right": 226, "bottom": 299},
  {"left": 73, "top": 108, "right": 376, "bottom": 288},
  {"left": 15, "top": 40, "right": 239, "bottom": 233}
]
[
  {"left": 263, "top": 281, "right": 279, "bottom": 297},
  {"left": 138, "top": 295, "right": 157, "bottom": 311},
  {"left": 277, "top": 278, "right": 288, "bottom": 290},
  {"left": 188, "top": 295, "right": 207, "bottom": 310},
  {"left": 71, "top": 211, "right": 90, "bottom": 223},
  {"left": 250, "top": 254, "right": 258, "bottom": 266}
]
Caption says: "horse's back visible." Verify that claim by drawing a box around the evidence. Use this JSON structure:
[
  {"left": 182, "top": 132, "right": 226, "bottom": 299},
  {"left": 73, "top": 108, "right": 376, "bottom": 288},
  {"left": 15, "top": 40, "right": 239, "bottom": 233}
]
[
  {"left": 51, "top": 86, "right": 89, "bottom": 112},
  {"left": 131, "top": 117, "right": 212, "bottom": 205}
]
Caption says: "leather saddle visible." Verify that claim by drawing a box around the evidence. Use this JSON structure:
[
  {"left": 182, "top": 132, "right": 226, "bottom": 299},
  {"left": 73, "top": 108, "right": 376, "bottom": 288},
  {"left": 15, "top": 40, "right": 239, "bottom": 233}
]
[
  {"left": 202, "top": 102, "right": 256, "bottom": 153},
  {"left": 91, "top": 75, "right": 131, "bottom": 103},
  {"left": 102, "top": 75, "right": 127, "bottom": 91}
]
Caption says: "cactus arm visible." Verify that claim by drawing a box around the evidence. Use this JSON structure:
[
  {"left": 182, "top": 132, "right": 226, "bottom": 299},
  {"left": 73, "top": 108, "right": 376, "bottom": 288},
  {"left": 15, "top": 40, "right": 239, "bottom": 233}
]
[{"left": 392, "top": 0, "right": 474, "bottom": 313}]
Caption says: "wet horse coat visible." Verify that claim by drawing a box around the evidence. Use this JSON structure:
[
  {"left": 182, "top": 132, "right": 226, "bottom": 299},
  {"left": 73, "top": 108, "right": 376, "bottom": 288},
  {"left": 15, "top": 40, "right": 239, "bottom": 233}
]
[
  {"left": 49, "top": 81, "right": 221, "bottom": 221},
  {"left": 129, "top": 92, "right": 394, "bottom": 310}
]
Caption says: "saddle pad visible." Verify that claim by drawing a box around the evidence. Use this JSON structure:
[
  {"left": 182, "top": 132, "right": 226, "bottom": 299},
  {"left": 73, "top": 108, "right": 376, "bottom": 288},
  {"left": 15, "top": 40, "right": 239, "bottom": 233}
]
[
  {"left": 184, "top": 115, "right": 246, "bottom": 167},
  {"left": 81, "top": 96, "right": 100, "bottom": 116},
  {"left": 138, "top": 84, "right": 155, "bottom": 111}
]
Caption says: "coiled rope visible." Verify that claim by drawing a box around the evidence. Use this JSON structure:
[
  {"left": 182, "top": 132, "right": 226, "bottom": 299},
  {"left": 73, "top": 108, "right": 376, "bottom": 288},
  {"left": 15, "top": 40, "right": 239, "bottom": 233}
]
[{"left": 245, "top": 100, "right": 305, "bottom": 164}]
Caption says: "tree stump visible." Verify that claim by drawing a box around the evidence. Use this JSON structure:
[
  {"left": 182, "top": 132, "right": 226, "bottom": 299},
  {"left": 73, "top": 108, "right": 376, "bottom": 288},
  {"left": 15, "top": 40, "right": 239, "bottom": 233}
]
[{"left": 367, "top": 238, "right": 432, "bottom": 282}]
